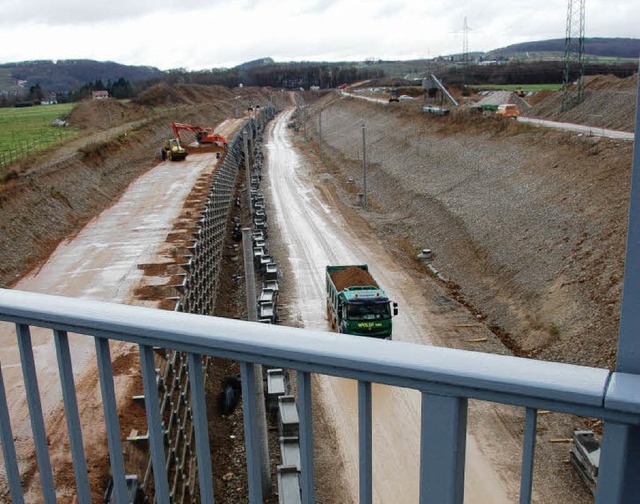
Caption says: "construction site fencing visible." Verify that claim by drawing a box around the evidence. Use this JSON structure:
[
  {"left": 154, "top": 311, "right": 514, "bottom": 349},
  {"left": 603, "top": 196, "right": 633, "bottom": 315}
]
[{"left": 0, "top": 131, "right": 68, "bottom": 174}]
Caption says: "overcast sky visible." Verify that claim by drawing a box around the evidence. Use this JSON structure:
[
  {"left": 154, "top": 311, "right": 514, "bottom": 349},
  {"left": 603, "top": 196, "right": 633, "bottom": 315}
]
[{"left": 0, "top": 0, "right": 637, "bottom": 71}]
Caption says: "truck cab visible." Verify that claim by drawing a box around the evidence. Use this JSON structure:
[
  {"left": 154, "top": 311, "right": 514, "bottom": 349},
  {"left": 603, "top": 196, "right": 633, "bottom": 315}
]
[{"left": 339, "top": 288, "right": 398, "bottom": 338}]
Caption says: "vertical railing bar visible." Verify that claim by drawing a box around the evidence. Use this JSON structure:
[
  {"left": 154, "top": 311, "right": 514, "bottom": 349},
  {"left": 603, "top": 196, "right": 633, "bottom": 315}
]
[
  {"left": 419, "top": 393, "right": 467, "bottom": 504},
  {"left": 188, "top": 352, "right": 215, "bottom": 504},
  {"left": 297, "top": 370, "right": 316, "bottom": 504},
  {"left": 15, "top": 323, "right": 56, "bottom": 503},
  {"left": 0, "top": 358, "right": 25, "bottom": 504},
  {"left": 240, "top": 361, "right": 263, "bottom": 503},
  {"left": 53, "top": 329, "right": 91, "bottom": 504},
  {"left": 140, "top": 344, "right": 171, "bottom": 503},
  {"left": 358, "top": 380, "right": 372, "bottom": 504},
  {"left": 519, "top": 407, "right": 538, "bottom": 504},
  {"left": 94, "top": 336, "right": 128, "bottom": 504}
]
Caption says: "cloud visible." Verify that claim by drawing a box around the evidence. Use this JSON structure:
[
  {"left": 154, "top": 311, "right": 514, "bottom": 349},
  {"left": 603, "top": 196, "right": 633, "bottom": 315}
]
[
  {"left": 0, "top": 0, "right": 221, "bottom": 26},
  {"left": 298, "top": 0, "right": 340, "bottom": 15},
  {"left": 0, "top": 0, "right": 637, "bottom": 70}
]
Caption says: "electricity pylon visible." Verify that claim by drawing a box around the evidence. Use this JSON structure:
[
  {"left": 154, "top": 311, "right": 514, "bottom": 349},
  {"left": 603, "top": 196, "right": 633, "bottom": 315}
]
[{"left": 561, "top": 0, "right": 586, "bottom": 112}]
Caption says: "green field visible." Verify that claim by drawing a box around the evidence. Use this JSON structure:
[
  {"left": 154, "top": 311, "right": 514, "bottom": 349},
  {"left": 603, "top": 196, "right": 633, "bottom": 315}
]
[
  {"left": 472, "top": 83, "right": 563, "bottom": 92},
  {"left": 0, "top": 103, "right": 79, "bottom": 174}
]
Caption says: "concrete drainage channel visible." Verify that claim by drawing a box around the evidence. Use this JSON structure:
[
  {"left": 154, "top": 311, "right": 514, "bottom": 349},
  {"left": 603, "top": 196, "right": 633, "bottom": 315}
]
[{"left": 246, "top": 131, "right": 305, "bottom": 504}]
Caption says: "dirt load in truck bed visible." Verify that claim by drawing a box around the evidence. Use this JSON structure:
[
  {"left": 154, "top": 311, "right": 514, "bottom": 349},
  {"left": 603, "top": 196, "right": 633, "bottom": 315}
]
[{"left": 330, "top": 266, "right": 379, "bottom": 291}]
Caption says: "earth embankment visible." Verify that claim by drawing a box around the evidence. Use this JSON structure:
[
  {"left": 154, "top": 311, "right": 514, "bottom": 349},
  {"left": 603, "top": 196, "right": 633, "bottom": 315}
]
[
  {"left": 0, "top": 85, "right": 286, "bottom": 288},
  {"left": 302, "top": 94, "right": 633, "bottom": 369}
]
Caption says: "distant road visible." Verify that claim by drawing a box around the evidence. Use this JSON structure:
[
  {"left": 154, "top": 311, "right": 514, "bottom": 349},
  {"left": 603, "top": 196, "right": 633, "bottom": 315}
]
[
  {"left": 517, "top": 116, "right": 635, "bottom": 140},
  {"left": 340, "top": 88, "right": 635, "bottom": 141},
  {"left": 339, "top": 89, "right": 388, "bottom": 104}
]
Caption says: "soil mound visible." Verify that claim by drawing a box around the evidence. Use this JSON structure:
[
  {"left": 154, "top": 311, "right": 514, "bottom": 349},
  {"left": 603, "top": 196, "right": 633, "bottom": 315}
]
[
  {"left": 524, "top": 72, "right": 637, "bottom": 131},
  {"left": 585, "top": 73, "right": 638, "bottom": 91},
  {"left": 67, "top": 98, "right": 147, "bottom": 130},
  {"left": 330, "top": 266, "right": 378, "bottom": 291}
]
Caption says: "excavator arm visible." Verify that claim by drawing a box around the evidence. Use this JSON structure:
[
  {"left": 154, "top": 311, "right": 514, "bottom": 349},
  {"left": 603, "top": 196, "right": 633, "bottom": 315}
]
[
  {"left": 172, "top": 122, "right": 200, "bottom": 142},
  {"left": 171, "top": 122, "right": 227, "bottom": 146}
]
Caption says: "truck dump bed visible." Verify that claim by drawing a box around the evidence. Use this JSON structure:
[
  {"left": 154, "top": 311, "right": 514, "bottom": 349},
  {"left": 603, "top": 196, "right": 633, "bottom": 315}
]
[{"left": 328, "top": 265, "right": 378, "bottom": 291}]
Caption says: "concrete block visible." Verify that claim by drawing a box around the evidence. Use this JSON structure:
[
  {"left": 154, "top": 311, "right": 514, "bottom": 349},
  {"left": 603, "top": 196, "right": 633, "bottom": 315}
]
[
  {"left": 276, "top": 465, "right": 302, "bottom": 504},
  {"left": 279, "top": 436, "right": 301, "bottom": 469},
  {"left": 278, "top": 395, "right": 299, "bottom": 438}
]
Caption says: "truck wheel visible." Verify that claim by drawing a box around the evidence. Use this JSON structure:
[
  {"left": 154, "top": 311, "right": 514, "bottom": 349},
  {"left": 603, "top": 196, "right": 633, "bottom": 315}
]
[{"left": 161, "top": 149, "right": 167, "bottom": 161}]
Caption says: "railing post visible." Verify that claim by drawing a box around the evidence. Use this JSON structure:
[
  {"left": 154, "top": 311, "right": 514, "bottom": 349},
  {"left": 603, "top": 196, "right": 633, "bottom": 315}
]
[
  {"left": 54, "top": 330, "right": 91, "bottom": 504},
  {"left": 188, "top": 352, "right": 215, "bottom": 504},
  {"left": 16, "top": 324, "right": 56, "bottom": 503},
  {"left": 596, "top": 58, "right": 640, "bottom": 503},
  {"left": 519, "top": 407, "right": 538, "bottom": 504},
  {"left": 297, "top": 371, "right": 316, "bottom": 504},
  {"left": 94, "top": 337, "right": 128, "bottom": 504},
  {"left": 0, "top": 358, "right": 24, "bottom": 504},
  {"left": 358, "top": 380, "right": 372, "bottom": 504},
  {"left": 596, "top": 422, "right": 640, "bottom": 503},
  {"left": 419, "top": 393, "right": 467, "bottom": 504},
  {"left": 139, "top": 344, "right": 171, "bottom": 503}
]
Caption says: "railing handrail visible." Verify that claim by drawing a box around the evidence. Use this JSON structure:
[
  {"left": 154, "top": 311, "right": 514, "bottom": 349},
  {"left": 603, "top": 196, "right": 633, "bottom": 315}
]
[{"left": 2, "top": 288, "right": 638, "bottom": 425}]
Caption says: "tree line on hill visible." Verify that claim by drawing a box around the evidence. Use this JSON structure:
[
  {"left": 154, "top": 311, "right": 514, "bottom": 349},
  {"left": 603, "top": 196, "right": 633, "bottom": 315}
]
[
  {"left": 487, "top": 37, "right": 640, "bottom": 60},
  {"left": 439, "top": 60, "right": 638, "bottom": 87},
  {"left": 163, "top": 62, "right": 385, "bottom": 89}
]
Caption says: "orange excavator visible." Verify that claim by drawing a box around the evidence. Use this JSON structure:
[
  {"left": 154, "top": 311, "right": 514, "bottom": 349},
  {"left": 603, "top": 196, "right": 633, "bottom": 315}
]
[{"left": 172, "top": 122, "right": 228, "bottom": 148}]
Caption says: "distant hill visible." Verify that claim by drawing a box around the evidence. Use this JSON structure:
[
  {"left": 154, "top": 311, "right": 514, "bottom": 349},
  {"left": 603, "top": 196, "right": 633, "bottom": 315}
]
[
  {"left": 233, "top": 57, "right": 275, "bottom": 70},
  {"left": 0, "top": 59, "right": 165, "bottom": 94},
  {"left": 486, "top": 37, "right": 640, "bottom": 60}
]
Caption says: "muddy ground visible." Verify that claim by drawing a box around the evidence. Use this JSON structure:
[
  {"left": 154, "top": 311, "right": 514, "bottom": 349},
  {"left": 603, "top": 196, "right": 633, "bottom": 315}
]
[{"left": 0, "top": 74, "right": 637, "bottom": 501}]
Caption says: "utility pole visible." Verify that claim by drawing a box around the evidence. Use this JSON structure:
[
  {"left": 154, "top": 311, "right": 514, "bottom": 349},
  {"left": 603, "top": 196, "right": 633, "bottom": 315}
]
[
  {"left": 304, "top": 106, "right": 308, "bottom": 141},
  {"left": 362, "top": 122, "right": 368, "bottom": 209},
  {"left": 318, "top": 110, "right": 323, "bottom": 161},
  {"left": 241, "top": 228, "right": 270, "bottom": 495}
]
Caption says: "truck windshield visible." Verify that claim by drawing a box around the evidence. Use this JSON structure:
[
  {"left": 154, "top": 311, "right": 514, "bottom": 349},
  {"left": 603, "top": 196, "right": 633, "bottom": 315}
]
[{"left": 347, "top": 302, "right": 390, "bottom": 321}]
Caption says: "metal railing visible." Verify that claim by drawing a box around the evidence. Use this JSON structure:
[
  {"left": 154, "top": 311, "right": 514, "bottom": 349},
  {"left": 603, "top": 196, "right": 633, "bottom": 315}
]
[{"left": 1, "top": 288, "right": 640, "bottom": 503}]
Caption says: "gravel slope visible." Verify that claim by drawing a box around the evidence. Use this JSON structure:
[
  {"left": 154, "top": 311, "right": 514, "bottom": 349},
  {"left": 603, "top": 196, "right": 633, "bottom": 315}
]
[{"left": 300, "top": 94, "right": 634, "bottom": 369}]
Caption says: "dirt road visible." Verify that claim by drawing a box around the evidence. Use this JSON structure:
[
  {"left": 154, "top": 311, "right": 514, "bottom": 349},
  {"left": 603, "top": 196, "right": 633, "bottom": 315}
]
[
  {"left": 0, "top": 151, "right": 223, "bottom": 501},
  {"left": 265, "top": 109, "right": 591, "bottom": 503},
  {"left": 517, "top": 116, "right": 635, "bottom": 140}
]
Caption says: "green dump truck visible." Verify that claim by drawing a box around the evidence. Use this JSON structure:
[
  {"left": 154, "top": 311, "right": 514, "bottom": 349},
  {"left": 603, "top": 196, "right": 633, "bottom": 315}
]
[{"left": 326, "top": 265, "right": 398, "bottom": 339}]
